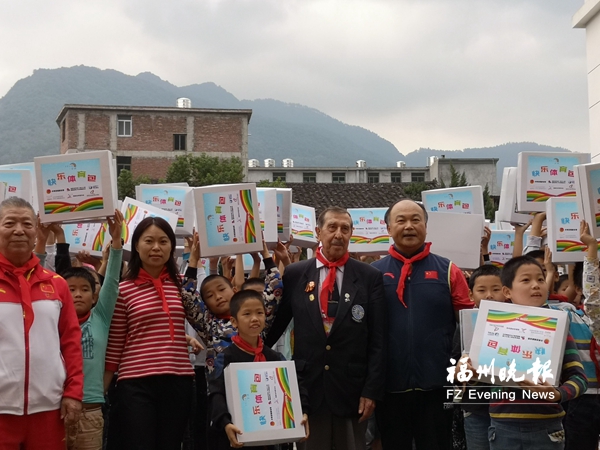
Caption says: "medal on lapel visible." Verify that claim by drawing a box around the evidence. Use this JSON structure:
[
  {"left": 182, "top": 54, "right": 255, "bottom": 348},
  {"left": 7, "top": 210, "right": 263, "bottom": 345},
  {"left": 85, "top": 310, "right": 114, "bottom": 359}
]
[
  {"left": 309, "top": 294, "right": 315, "bottom": 301},
  {"left": 305, "top": 281, "right": 315, "bottom": 292}
]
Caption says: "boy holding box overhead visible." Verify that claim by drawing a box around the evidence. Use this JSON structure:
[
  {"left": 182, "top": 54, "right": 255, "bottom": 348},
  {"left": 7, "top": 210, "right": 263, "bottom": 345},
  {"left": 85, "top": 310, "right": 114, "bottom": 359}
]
[
  {"left": 208, "top": 289, "right": 309, "bottom": 449},
  {"left": 485, "top": 255, "right": 587, "bottom": 449}
]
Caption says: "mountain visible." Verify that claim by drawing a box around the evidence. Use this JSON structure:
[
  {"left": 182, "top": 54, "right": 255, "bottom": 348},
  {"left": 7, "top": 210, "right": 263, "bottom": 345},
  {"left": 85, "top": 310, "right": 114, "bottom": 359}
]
[
  {"left": 0, "top": 66, "right": 575, "bottom": 179},
  {"left": 0, "top": 66, "right": 400, "bottom": 166},
  {"left": 401, "top": 143, "right": 573, "bottom": 185}
]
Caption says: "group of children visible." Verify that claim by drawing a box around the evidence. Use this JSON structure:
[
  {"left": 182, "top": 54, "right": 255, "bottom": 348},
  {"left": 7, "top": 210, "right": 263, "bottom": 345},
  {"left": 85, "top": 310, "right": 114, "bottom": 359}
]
[
  {"left": 452, "top": 214, "right": 600, "bottom": 450},
  {"left": 33, "top": 202, "right": 600, "bottom": 450}
]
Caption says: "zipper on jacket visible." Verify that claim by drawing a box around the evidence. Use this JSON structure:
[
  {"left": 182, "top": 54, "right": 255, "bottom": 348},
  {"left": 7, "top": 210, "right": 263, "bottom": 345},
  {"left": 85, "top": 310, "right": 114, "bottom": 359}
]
[{"left": 23, "top": 311, "right": 30, "bottom": 415}]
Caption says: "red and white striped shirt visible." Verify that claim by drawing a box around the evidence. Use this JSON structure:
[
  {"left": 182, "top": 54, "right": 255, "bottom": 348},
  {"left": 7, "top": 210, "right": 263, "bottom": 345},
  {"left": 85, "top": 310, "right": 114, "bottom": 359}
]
[{"left": 105, "top": 277, "right": 194, "bottom": 381}]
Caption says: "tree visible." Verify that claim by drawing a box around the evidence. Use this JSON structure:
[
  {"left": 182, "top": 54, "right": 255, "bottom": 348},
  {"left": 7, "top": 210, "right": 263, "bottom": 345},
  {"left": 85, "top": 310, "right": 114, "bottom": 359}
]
[
  {"left": 165, "top": 154, "right": 244, "bottom": 186},
  {"left": 257, "top": 179, "right": 287, "bottom": 188},
  {"left": 403, "top": 182, "right": 430, "bottom": 200},
  {"left": 482, "top": 183, "right": 495, "bottom": 220},
  {"left": 448, "top": 164, "right": 468, "bottom": 187},
  {"left": 116, "top": 169, "right": 153, "bottom": 200}
]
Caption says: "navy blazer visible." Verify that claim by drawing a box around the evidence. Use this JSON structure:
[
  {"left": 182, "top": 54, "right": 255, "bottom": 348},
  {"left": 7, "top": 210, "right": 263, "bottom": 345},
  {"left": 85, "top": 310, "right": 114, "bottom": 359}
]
[{"left": 265, "top": 257, "right": 387, "bottom": 417}]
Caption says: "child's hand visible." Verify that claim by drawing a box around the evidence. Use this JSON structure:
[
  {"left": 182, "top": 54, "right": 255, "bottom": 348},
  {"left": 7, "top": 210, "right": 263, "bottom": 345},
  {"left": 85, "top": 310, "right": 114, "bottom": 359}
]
[
  {"left": 544, "top": 247, "right": 554, "bottom": 274},
  {"left": 300, "top": 414, "right": 309, "bottom": 442},
  {"left": 517, "top": 379, "right": 561, "bottom": 403},
  {"left": 260, "top": 231, "right": 270, "bottom": 258},
  {"left": 225, "top": 423, "right": 244, "bottom": 448},
  {"left": 107, "top": 210, "right": 124, "bottom": 250},
  {"left": 48, "top": 222, "right": 65, "bottom": 242},
  {"left": 580, "top": 220, "right": 597, "bottom": 247},
  {"left": 481, "top": 226, "right": 491, "bottom": 249},
  {"left": 250, "top": 252, "right": 261, "bottom": 263},
  {"left": 35, "top": 217, "right": 52, "bottom": 251},
  {"left": 273, "top": 240, "right": 291, "bottom": 266},
  {"left": 189, "top": 232, "right": 200, "bottom": 267},
  {"left": 185, "top": 334, "right": 204, "bottom": 354},
  {"left": 513, "top": 218, "right": 533, "bottom": 234}
]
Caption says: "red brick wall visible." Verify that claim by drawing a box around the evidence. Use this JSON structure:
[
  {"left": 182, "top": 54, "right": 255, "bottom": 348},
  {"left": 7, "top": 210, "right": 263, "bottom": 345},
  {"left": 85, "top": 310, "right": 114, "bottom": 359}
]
[
  {"left": 193, "top": 115, "right": 243, "bottom": 153},
  {"left": 131, "top": 157, "right": 173, "bottom": 180},
  {"left": 61, "top": 112, "right": 79, "bottom": 154},
  {"left": 85, "top": 112, "right": 111, "bottom": 149},
  {"left": 117, "top": 114, "right": 187, "bottom": 152}
]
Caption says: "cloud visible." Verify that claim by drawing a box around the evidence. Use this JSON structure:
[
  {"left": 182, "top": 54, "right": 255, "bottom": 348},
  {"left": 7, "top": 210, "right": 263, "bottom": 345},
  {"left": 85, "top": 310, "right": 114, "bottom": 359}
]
[{"left": 0, "top": 0, "right": 590, "bottom": 155}]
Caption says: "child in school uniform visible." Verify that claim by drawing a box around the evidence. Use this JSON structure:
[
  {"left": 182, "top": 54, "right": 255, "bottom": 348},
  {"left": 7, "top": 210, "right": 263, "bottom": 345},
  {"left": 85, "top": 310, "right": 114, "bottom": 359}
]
[
  {"left": 181, "top": 234, "right": 284, "bottom": 372},
  {"left": 456, "top": 264, "right": 505, "bottom": 450},
  {"left": 61, "top": 210, "right": 124, "bottom": 450},
  {"left": 486, "top": 255, "right": 588, "bottom": 450},
  {"left": 208, "top": 290, "right": 309, "bottom": 449}
]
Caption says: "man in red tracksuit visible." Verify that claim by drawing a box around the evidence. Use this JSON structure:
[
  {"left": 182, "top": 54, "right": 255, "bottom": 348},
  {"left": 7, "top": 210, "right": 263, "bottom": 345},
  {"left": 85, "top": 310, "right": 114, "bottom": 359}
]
[{"left": 0, "top": 197, "right": 83, "bottom": 450}]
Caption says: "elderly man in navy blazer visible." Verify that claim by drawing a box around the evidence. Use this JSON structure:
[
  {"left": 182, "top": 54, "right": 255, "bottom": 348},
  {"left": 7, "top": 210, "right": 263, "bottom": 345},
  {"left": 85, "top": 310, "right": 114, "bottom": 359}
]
[{"left": 266, "top": 206, "right": 386, "bottom": 450}]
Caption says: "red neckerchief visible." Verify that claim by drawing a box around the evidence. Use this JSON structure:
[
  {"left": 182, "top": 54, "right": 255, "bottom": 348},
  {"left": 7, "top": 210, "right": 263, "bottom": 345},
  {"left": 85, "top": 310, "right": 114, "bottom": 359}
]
[
  {"left": 387, "top": 243, "right": 431, "bottom": 308},
  {"left": 216, "top": 313, "right": 232, "bottom": 321},
  {"left": 78, "top": 310, "right": 92, "bottom": 325},
  {"left": 0, "top": 253, "right": 39, "bottom": 334},
  {"left": 315, "top": 247, "right": 349, "bottom": 319},
  {"left": 232, "top": 335, "right": 266, "bottom": 362},
  {"left": 135, "top": 267, "right": 175, "bottom": 342}
]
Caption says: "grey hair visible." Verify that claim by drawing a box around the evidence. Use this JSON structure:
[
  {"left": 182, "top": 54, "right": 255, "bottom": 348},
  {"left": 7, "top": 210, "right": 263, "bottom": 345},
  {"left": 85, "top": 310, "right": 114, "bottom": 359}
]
[
  {"left": 0, "top": 197, "right": 36, "bottom": 220},
  {"left": 317, "top": 206, "right": 353, "bottom": 228}
]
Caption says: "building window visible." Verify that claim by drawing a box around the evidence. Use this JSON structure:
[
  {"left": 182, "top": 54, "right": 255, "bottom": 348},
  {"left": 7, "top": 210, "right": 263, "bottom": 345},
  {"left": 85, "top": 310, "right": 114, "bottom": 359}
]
[
  {"left": 411, "top": 172, "right": 425, "bottom": 182},
  {"left": 303, "top": 172, "right": 317, "bottom": 183},
  {"left": 391, "top": 172, "right": 402, "bottom": 183},
  {"left": 61, "top": 120, "right": 66, "bottom": 142},
  {"left": 173, "top": 134, "right": 186, "bottom": 151},
  {"left": 332, "top": 172, "right": 345, "bottom": 183},
  {"left": 116, "top": 156, "right": 132, "bottom": 176},
  {"left": 272, "top": 172, "right": 286, "bottom": 182},
  {"left": 368, "top": 172, "right": 379, "bottom": 183},
  {"left": 117, "top": 115, "right": 132, "bottom": 137}
]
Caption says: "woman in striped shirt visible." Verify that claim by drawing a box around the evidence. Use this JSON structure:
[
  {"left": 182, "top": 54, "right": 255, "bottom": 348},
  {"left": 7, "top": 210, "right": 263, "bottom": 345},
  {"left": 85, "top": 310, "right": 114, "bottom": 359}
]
[{"left": 105, "top": 217, "right": 195, "bottom": 450}]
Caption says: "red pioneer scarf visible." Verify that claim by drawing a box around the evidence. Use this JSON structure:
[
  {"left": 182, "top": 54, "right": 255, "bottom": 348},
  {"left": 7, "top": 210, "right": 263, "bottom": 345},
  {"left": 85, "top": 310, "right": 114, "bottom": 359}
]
[
  {"left": 315, "top": 247, "right": 349, "bottom": 319},
  {"left": 0, "top": 253, "right": 39, "bottom": 334},
  {"left": 136, "top": 267, "right": 175, "bottom": 342},
  {"left": 388, "top": 243, "right": 431, "bottom": 308},
  {"left": 232, "top": 335, "right": 266, "bottom": 362}
]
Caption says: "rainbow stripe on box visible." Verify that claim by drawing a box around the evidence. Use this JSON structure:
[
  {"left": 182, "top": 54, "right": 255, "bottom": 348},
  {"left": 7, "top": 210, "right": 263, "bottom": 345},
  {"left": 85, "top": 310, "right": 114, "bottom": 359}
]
[
  {"left": 526, "top": 191, "right": 575, "bottom": 203},
  {"left": 177, "top": 217, "right": 184, "bottom": 228},
  {"left": 486, "top": 311, "right": 557, "bottom": 331},
  {"left": 555, "top": 240, "right": 586, "bottom": 253},
  {"left": 277, "top": 224, "right": 284, "bottom": 233},
  {"left": 292, "top": 229, "right": 314, "bottom": 238},
  {"left": 260, "top": 220, "right": 265, "bottom": 231},
  {"left": 92, "top": 224, "right": 107, "bottom": 252},
  {"left": 596, "top": 212, "right": 600, "bottom": 228},
  {"left": 44, "top": 197, "right": 104, "bottom": 214},
  {"left": 275, "top": 368, "right": 296, "bottom": 429},
  {"left": 122, "top": 204, "right": 138, "bottom": 244},
  {"left": 350, "top": 235, "right": 389, "bottom": 244},
  {"left": 240, "top": 190, "right": 257, "bottom": 243},
  {"left": 490, "top": 261, "right": 505, "bottom": 269}
]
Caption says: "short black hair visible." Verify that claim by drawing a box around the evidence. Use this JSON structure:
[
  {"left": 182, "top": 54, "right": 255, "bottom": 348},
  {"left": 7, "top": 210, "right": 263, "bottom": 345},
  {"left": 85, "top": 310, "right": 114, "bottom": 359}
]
[
  {"left": 242, "top": 277, "right": 265, "bottom": 290},
  {"left": 230, "top": 289, "right": 265, "bottom": 319},
  {"left": 200, "top": 274, "right": 233, "bottom": 297},
  {"left": 62, "top": 267, "right": 97, "bottom": 295},
  {"left": 468, "top": 265, "right": 502, "bottom": 291},
  {"left": 384, "top": 199, "right": 428, "bottom": 226},
  {"left": 501, "top": 255, "right": 544, "bottom": 289},
  {"left": 525, "top": 250, "right": 545, "bottom": 261}
]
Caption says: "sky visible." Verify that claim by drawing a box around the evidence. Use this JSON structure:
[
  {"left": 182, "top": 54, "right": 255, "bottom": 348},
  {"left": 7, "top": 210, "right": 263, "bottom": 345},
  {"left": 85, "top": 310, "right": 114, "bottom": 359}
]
[{"left": 0, "top": 0, "right": 594, "bottom": 158}]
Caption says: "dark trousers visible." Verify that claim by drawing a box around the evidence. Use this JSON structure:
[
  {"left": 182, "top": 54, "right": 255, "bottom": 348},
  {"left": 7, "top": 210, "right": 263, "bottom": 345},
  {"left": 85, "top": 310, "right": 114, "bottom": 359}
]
[
  {"left": 376, "top": 389, "right": 453, "bottom": 450},
  {"left": 117, "top": 374, "right": 193, "bottom": 450},
  {"left": 565, "top": 394, "right": 600, "bottom": 450},
  {"left": 189, "top": 367, "right": 208, "bottom": 450}
]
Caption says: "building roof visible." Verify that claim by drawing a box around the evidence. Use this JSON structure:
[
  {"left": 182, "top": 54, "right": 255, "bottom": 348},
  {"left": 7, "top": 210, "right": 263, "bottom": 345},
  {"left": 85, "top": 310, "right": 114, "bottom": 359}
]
[
  {"left": 436, "top": 158, "right": 499, "bottom": 164},
  {"left": 250, "top": 166, "right": 429, "bottom": 171},
  {"left": 286, "top": 182, "right": 436, "bottom": 217},
  {"left": 56, "top": 104, "right": 253, "bottom": 125}
]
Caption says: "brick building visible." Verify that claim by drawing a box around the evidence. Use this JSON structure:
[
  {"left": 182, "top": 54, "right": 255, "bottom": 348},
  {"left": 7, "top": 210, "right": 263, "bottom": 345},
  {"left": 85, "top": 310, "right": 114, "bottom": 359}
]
[{"left": 56, "top": 104, "right": 252, "bottom": 180}]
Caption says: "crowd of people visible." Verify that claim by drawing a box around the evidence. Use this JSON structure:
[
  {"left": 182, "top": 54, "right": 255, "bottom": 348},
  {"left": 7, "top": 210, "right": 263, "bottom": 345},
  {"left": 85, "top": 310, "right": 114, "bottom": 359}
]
[{"left": 1, "top": 194, "right": 600, "bottom": 450}]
